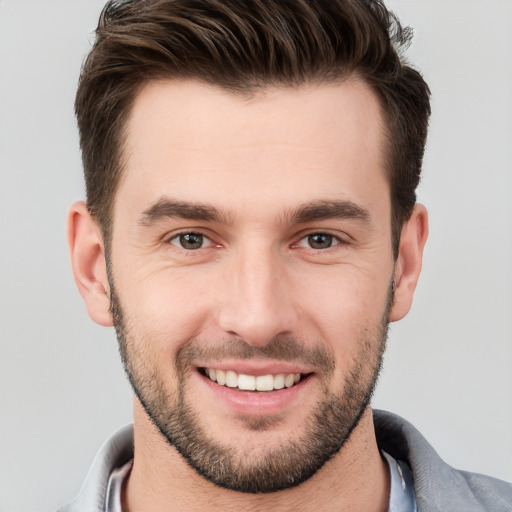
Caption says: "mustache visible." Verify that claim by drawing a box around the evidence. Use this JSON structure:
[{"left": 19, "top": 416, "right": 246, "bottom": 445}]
[{"left": 176, "top": 336, "right": 335, "bottom": 375}]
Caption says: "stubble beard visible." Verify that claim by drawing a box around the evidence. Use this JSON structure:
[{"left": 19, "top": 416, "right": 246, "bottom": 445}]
[{"left": 109, "top": 281, "right": 391, "bottom": 494}]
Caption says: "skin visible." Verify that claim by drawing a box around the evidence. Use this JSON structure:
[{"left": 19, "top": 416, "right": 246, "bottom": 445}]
[{"left": 68, "top": 78, "right": 428, "bottom": 512}]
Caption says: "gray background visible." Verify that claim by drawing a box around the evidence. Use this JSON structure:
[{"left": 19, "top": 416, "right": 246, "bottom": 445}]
[{"left": 0, "top": 1, "right": 511, "bottom": 510}]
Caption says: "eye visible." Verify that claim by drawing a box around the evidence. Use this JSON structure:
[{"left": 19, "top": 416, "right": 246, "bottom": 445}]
[
  {"left": 169, "top": 232, "right": 213, "bottom": 250},
  {"left": 298, "top": 233, "right": 341, "bottom": 250}
]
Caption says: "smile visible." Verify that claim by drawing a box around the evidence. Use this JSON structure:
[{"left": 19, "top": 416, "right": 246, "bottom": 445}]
[{"left": 201, "top": 368, "right": 305, "bottom": 391}]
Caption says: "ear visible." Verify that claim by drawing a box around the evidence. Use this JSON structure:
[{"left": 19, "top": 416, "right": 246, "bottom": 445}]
[
  {"left": 67, "top": 201, "right": 113, "bottom": 326},
  {"left": 389, "top": 204, "right": 429, "bottom": 322}
]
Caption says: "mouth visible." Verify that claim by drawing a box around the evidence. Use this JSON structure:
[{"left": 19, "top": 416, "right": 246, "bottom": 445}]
[{"left": 199, "top": 367, "right": 311, "bottom": 392}]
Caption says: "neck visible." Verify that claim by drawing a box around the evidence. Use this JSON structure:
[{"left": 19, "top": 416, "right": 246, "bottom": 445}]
[{"left": 123, "top": 400, "right": 390, "bottom": 512}]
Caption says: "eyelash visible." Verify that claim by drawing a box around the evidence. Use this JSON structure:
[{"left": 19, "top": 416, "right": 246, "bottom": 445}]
[
  {"left": 166, "top": 231, "right": 346, "bottom": 251},
  {"left": 167, "top": 231, "right": 217, "bottom": 250},
  {"left": 294, "top": 232, "right": 343, "bottom": 250}
]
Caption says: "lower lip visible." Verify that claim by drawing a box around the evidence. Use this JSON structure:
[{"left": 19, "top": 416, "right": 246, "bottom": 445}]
[{"left": 196, "top": 371, "right": 314, "bottom": 416}]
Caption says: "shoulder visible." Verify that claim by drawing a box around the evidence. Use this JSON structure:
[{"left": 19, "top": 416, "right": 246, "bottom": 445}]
[
  {"left": 56, "top": 424, "right": 134, "bottom": 512},
  {"left": 373, "top": 410, "right": 512, "bottom": 512}
]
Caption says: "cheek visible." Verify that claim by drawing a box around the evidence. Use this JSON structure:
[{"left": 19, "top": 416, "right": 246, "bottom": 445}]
[
  {"left": 296, "top": 264, "right": 391, "bottom": 325},
  {"left": 117, "top": 264, "right": 220, "bottom": 344},
  {"left": 294, "top": 265, "right": 391, "bottom": 376}
]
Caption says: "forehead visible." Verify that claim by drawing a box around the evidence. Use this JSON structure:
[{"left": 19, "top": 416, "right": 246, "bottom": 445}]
[{"left": 118, "top": 78, "right": 388, "bottom": 219}]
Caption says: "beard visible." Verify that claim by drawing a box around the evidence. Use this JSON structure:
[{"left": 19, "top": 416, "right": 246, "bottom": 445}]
[{"left": 109, "top": 279, "right": 392, "bottom": 494}]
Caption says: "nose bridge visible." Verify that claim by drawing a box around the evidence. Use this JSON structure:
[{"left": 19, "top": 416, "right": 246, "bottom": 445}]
[{"left": 218, "top": 241, "right": 297, "bottom": 345}]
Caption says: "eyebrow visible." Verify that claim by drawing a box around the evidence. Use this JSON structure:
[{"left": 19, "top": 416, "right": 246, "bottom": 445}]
[
  {"left": 138, "top": 198, "right": 232, "bottom": 226},
  {"left": 138, "top": 197, "right": 371, "bottom": 227},
  {"left": 288, "top": 200, "right": 371, "bottom": 225}
]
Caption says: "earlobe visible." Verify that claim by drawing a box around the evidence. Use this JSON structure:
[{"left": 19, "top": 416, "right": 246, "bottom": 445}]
[
  {"left": 67, "top": 201, "right": 113, "bottom": 327},
  {"left": 389, "top": 204, "right": 429, "bottom": 322}
]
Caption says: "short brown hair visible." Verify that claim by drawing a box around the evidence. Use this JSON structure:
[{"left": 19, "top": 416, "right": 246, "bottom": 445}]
[{"left": 75, "top": 0, "right": 431, "bottom": 255}]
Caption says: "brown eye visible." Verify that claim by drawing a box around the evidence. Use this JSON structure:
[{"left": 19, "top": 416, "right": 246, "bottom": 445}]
[
  {"left": 296, "top": 232, "right": 342, "bottom": 250},
  {"left": 307, "top": 233, "right": 335, "bottom": 249},
  {"left": 170, "top": 232, "right": 210, "bottom": 250}
]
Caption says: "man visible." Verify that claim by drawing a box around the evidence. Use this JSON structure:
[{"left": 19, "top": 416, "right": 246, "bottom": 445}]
[{"left": 60, "top": 0, "right": 512, "bottom": 511}]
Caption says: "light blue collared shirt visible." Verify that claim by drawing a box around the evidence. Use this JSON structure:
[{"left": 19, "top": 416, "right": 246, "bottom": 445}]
[
  {"left": 58, "top": 413, "right": 512, "bottom": 512},
  {"left": 383, "top": 450, "right": 417, "bottom": 512}
]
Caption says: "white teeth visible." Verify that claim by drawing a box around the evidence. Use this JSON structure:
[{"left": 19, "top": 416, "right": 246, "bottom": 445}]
[
  {"left": 216, "top": 369, "right": 226, "bottom": 386},
  {"left": 239, "top": 374, "right": 256, "bottom": 391},
  {"left": 273, "top": 374, "right": 285, "bottom": 389},
  {"left": 225, "top": 370, "right": 238, "bottom": 388},
  {"left": 255, "top": 374, "right": 274, "bottom": 391},
  {"left": 204, "top": 368, "right": 304, "bottom": 391},
  {"left": 284, "top": 374, "right": 295, "bottom": 388}
]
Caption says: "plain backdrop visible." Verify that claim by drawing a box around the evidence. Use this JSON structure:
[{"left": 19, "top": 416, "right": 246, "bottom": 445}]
[{"left": 0, "top": 1, "right": 511, "bottom": 511}]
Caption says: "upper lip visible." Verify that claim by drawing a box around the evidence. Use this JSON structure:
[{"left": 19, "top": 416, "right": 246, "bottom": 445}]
[{"left": 195, "top": 361, "right": 314, "bottom": 376}]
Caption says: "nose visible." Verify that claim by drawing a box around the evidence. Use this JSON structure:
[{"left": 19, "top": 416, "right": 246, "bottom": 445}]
[{"left": 217, "top": 246, "right": 299, "bottom": 347}]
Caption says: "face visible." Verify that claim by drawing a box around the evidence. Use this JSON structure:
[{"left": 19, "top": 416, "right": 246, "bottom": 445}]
[{"left": 108, "top": 79, "right": 396, "bottom": 492}]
